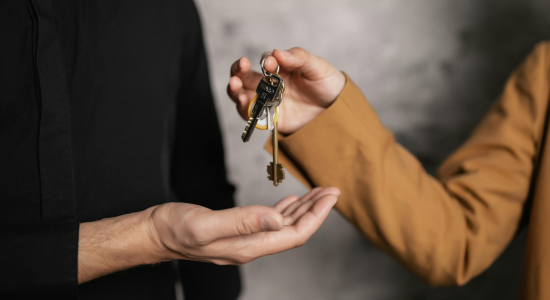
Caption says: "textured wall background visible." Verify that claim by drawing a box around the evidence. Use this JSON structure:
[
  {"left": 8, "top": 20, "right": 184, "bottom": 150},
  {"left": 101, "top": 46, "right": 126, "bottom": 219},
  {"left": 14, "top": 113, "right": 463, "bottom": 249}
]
[{"left": 194, "top": 0, "right": 550, "bottom": 299}]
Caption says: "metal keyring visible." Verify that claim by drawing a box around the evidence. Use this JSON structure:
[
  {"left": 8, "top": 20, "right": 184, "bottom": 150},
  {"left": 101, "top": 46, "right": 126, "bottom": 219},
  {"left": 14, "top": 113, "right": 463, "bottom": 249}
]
[{"left": 260, "top": 54, "right": 280, "bottom": 77}]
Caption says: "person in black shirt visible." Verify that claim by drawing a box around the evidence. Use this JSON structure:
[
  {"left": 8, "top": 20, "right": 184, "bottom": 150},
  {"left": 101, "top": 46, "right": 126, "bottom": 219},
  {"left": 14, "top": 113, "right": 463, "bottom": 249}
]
[{"left": 0, "top": 1, "right": 340, "bottom": 299}]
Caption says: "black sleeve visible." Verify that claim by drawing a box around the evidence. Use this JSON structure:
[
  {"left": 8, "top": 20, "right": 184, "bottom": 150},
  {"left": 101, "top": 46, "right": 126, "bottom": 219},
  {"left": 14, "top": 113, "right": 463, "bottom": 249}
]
[
  {"left": 170, "top": 2, "right": 236, "bottom": 210},
  {"left": 0, "top": 224, "right": 79, "bottom": 298},
  {"left": 170, "top": 2, "right": 241, "bottom": 300},
  {"left": 0, "top": 1, "right": 79, "bottom": 299}
]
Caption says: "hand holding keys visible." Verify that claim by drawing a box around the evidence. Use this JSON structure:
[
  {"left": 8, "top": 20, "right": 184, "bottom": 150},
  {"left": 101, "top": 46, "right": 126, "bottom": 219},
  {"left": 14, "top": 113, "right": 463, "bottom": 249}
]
[
  {"left": 229, "top": 48, "right": 346, "bottom": 185},
  {"left": 241, "top": 54, "right": 285, "bottom": 186},
  {"left": 228, "top": 48, "right": 345, "bottom": 135}
]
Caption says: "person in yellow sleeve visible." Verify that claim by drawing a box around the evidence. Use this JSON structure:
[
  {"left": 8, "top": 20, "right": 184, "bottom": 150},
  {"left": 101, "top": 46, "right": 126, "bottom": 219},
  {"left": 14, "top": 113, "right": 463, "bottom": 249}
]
[{"left": 227, "top": 43, "right": 550, "bottom": 300}]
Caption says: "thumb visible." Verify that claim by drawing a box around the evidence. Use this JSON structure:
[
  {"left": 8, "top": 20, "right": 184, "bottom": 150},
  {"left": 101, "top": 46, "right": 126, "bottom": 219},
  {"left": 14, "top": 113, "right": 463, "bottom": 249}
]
[
  {"left": 197, "top": 205, "right": 284, "bottom": 244},
  {"left": 272, "top": 47, "right": 331, "bottom": 80}
]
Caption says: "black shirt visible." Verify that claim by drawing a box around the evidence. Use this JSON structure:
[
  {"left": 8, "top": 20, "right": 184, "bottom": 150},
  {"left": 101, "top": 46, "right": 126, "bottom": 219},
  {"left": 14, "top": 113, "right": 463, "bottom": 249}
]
[{"left": 0, "top": 1, "right": 240, "bottom": 299}]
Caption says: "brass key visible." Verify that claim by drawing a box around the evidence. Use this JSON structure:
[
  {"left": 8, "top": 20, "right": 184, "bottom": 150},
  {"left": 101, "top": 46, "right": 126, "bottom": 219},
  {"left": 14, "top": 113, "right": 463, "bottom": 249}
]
[{"left": 267, "top": 122, "right": 285, "bottom": 186}]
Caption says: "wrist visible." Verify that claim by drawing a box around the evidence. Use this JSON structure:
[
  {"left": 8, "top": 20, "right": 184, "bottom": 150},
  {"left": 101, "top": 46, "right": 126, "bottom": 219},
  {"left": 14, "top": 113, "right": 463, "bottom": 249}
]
[
  {"left": 285, "top": 72, "right": 346, "bottom": 134},
  {"left": 324, "top": 71, "right": 346, "bottom": 107},
  {"left": 292, "top": 105, "right": 327, "bottom": 134},
  {"left": 78, "top": 207, "right": 170, "bottom": 283},
  {"left": 142, "top": 205, "right": 175, "bottom": 262}
]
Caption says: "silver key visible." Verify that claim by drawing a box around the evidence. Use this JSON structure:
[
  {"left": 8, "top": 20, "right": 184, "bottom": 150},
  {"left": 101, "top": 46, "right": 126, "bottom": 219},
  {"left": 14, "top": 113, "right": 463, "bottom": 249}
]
[
  {"left": 266, "top": 91, "right": 282, "bottom": 131},
  {"left": 266, "top": 106, "right": 273, "bottom": 131},
  {"left": 241, "top": 74, "right": 282, "bottom": 142}
]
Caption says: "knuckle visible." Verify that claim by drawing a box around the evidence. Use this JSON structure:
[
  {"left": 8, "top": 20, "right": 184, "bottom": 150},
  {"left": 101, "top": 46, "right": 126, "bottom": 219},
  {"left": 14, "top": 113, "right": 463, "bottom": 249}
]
[
  {"left": 293, "top": 47, "right": 309, "bottom": 58},
  {"left": 183, "top": 216, "right": 208, "bottom": 247},
  {"left": 235, "top": 207, "right": 257, "bottom": 236},
  {"left": 291, "top": 46, "right": 305, "bottom": 53}
]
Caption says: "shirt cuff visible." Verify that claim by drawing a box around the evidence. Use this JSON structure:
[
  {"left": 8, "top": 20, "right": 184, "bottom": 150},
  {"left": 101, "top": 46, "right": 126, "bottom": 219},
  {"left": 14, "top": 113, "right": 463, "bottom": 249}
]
[{"left": 0, "top": 222, "right": 79, "bottom": 298}]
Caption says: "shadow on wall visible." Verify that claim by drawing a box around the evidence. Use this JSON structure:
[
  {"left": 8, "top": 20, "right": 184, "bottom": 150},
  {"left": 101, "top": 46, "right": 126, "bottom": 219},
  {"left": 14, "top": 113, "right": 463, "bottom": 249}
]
[
  {"left": 398, "top": 0, "right": 550, "bottom": 175},
  {"left": 393, "top": 1, "right": 549, "bottom": 299}
]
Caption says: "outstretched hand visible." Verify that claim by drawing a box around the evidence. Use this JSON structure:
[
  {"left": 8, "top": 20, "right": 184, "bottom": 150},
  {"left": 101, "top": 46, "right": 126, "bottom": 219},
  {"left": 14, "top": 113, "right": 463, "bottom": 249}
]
[
  {"left": 78, "top": 187, "right": 339, "bottom": 284},
  {"left": 227, "top": 48, "right": 346, "bottom": 134},
  {"left": 150, "top": 187, "right": 340, "bottom": 265}
]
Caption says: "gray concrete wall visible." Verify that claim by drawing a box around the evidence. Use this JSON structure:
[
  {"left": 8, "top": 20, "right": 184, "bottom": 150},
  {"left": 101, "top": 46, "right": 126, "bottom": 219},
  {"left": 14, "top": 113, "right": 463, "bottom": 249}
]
[{"left": 194, "top": 0, "right": 550, "bottom": 299}]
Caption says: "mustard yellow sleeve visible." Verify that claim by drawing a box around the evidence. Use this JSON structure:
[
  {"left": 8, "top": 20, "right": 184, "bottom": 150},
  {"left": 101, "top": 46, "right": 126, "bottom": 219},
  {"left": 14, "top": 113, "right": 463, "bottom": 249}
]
[{"left": 267, "top": 42, "right": 550, "bottom": 285}]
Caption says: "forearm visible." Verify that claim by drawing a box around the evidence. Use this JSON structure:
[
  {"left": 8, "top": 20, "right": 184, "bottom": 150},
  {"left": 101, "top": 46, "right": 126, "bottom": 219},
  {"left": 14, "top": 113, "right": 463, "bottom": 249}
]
[
  {"left": 78, "top": 206, "right": 165, "bottom": 284},
  {"left": 229, "top": 44, "right": 546, "bottom": 285},
  {"left": 272, "top": 87, "right": 469, "bottom": 283},
  {"left": 77, "top": 189, "right": 339, "bottom": 284},
  {"left": 273, "top": 74, "right": 535, "bottom": 285}
]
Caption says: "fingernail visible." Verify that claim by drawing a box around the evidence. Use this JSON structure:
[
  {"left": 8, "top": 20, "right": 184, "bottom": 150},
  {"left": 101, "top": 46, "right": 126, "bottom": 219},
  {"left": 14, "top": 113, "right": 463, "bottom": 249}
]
[
  {"left": 277, "top": 49, "right": 292, "bottom": 57},
  {"left": 261, "top": 215, "right": 280, "bottom": 231}
]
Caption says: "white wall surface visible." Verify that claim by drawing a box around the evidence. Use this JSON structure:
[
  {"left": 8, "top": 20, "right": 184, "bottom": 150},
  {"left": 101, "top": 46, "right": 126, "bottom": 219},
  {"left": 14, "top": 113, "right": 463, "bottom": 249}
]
[{"left": 195, "top": 1, "right": 550, "bottom": 299}]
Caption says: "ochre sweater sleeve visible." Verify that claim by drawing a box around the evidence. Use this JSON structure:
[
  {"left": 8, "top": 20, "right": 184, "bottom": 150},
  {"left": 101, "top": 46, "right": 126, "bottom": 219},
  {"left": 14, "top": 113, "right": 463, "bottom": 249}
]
[{"left": 266, "top": 42, "right": 550, "bottom": 285}]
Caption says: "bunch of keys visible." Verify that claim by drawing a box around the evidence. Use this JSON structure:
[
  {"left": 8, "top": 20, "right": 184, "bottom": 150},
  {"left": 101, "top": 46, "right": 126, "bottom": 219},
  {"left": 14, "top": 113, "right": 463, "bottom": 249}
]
[{"left": 241, "top": 54, "right": 286, "bottom": 186}]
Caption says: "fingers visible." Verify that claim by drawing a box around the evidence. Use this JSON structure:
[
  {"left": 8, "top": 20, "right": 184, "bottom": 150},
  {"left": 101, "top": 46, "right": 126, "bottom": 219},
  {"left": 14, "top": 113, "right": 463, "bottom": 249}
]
[
  {"left": 283, "top": 187, "right": 341, "bottom": 226},
  {"left": 281, "top": 187, "right": 324, "bottom": 216},
  {"left": 192, "top": 205, "right": 284, "bottom": 245},
  {"left": 227, "top": 76, "right": 257, "bottom": 120},
  {"left": 274, "top": 187, "right": 340, "bottom": 226},
  {"left": 227, "top": 77, "right": 249, "bottom": 120},
  {"left": 263, "top": 55, "right": 279, "bottom": 74},
  {"left": 227, "top": 76, "right": 242, "bottom": 103},
  {"left": 283, "top": 200, "right": 317, "bottom": 226},
  {"left": 272, "top": 47, "right": 331, "bottom": 80},
  {"left": 227, "top": 57, "right": 263, "bottom": 120},
  {"left": 281, "top": 187, "right": 340, "bottom": 216},
  {"left": 273, "top": 195, "right": 300, "bottom": 213},
  {"left": 206, "top": 193, "right": 338, "bottom": 264},
  {"left": 291, "top": 193, "right": 337, "bottom": 237},
  {"left": 230, "top": 56, "right": 251, "bottom": 77},
  {"left": 229, "top": 57, "right": 262, "bottom": 89}
]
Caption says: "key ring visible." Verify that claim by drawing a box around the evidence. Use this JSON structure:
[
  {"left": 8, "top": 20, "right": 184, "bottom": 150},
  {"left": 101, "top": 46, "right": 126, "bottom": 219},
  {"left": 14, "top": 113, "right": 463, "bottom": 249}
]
[
  {"left": 260, "top": 53, "right": 280, "bottom": 77},
  {"left": 260, "top": 54, "right": 285, "bottom": 93}
]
